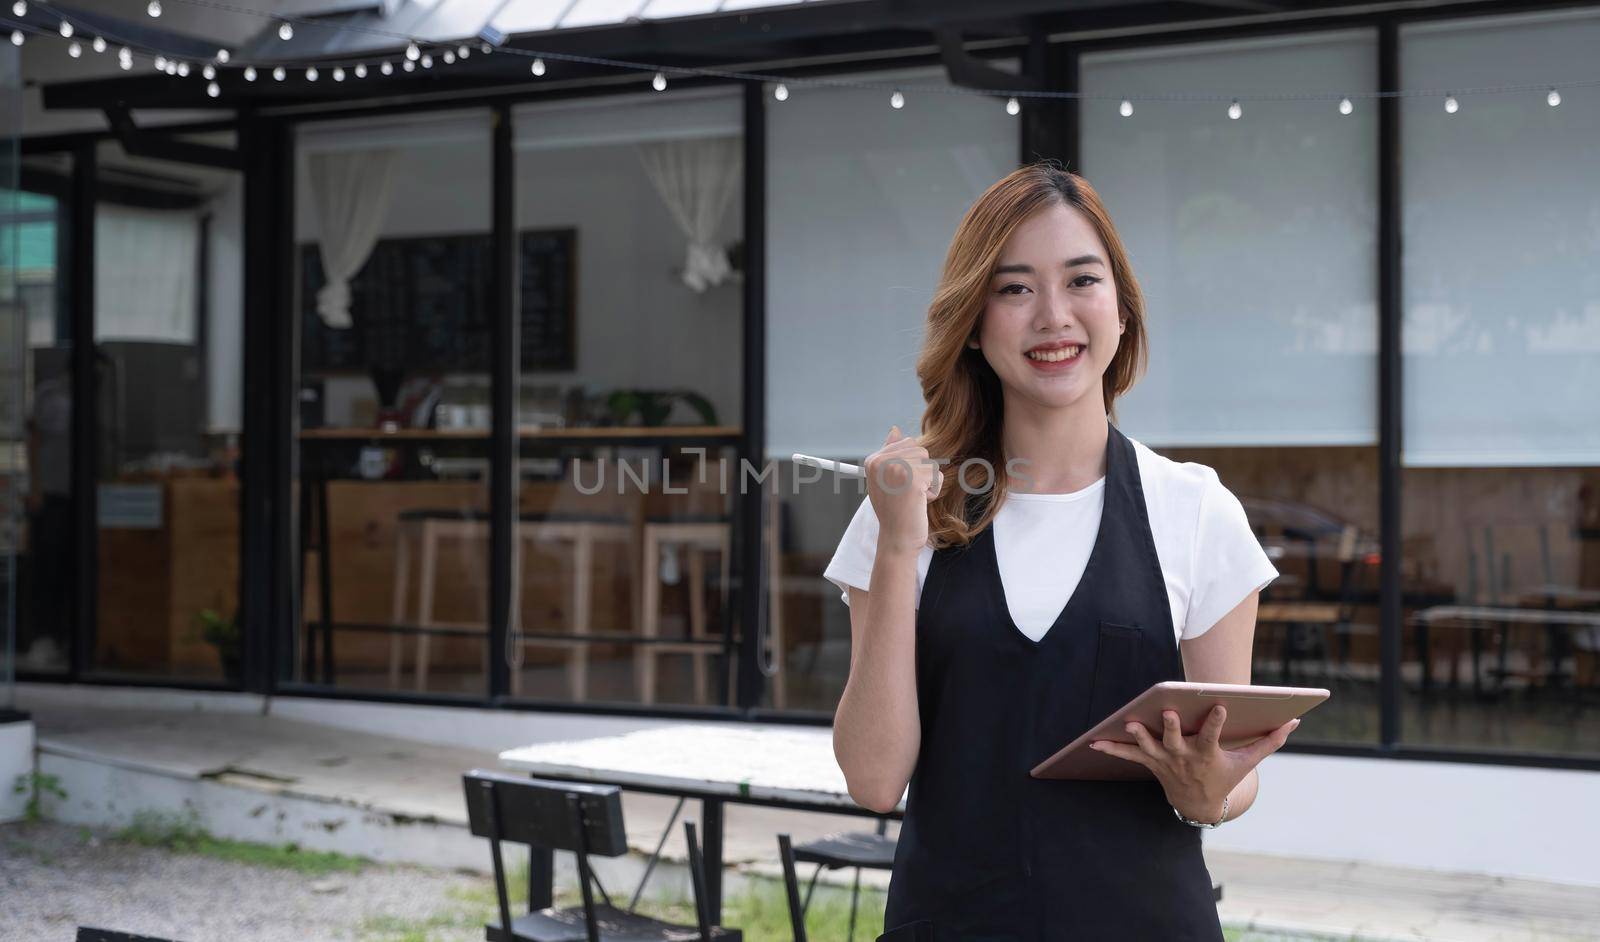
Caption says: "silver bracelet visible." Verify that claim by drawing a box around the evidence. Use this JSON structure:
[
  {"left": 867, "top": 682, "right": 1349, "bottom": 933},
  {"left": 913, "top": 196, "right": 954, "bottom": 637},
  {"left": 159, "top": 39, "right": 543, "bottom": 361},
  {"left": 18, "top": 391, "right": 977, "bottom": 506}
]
[{"left": 1173, "top": 795, "right": 1228, "bottom": 829}]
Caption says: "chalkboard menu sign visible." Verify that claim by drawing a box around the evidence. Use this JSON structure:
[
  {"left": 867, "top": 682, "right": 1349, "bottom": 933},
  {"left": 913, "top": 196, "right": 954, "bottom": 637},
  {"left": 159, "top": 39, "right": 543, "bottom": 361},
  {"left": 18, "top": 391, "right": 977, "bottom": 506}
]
[{"left": 299, "top": 228, "right": 576, "bottom": 373}]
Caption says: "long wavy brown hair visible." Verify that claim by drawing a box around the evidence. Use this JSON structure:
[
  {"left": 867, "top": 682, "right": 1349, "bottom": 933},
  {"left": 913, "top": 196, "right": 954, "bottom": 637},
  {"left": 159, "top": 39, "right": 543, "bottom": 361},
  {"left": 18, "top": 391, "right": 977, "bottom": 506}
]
[{"left": 917, "top": 161, "right": 1147, "bottom": 550}]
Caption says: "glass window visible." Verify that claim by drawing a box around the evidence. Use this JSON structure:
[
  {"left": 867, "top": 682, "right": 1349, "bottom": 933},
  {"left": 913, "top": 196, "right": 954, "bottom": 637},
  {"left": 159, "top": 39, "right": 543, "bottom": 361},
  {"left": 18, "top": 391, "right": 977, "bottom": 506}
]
[
  {"left": 509, "top": 88, "right": 744, "bottom": 707},
  {"left": 291, "top": 110, "right": 493, "bottom": 696},
  {"left": 1082, "top": 30, "right": 1382, "bottom": 744},
  {"left": 764, "top": 66, "right": 1018, "bottom": 712},
  {"left": 1400, "top": 9, "right": 1600, "bottom": 758}
]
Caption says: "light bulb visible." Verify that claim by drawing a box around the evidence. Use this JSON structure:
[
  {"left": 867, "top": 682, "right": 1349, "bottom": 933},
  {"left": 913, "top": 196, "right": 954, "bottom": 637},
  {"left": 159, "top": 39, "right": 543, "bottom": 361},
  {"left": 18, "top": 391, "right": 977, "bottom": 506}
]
[
  {"left": 332, "top": 67, "right": 344, "bottom": 81},
  {"left": 380, "top": 61, "right": 393, "bottom": 75},
  {"left": 147, "top": 0, "right": 161, "bottom": 17},
  {"left": 353, "top": 63, "right": 366, "bottom": 78},
  {"left": 92, "top": 36, "right": 105, "bottom": 53},
  {"left": 118, "top": 51, "right": 131, "bottom": 70},
  {"left": 652, "top": 71, "right": 666, "bottom": 91},
  {"left": 306, "top": 66, "right": 318, "bottom": 81},
  {"left": 216, "top": 49, "right": 230, "bottom": 63},
  {"left": 442, "top": 50, "right": 454, "bottom": 64},
  {"left": 1339, "top": 97, "right": 1353, "bottom": 115},
  {"left": 1005, "top": 96, "right": 1020, "bottom": 116},
  {"left": 1444, "top": 94, "right": 1458, "bottom": 114},
  {"left": 1119, "top": 99, "right": 1133, "bottom": 117},
  {"left": 405, "top": 42, "right": 419, "bottom": 61},
  {"left": 9, "top": 30, "right": 22, "bottom": 47},
  {"left": 420, "top": 54, "right": 432, "bottom": 68},
  {"left": 163, "top": 61, "right": 175, "bottom": 74},
  {"left": 1547, "top": 87, "right": 1561, "bottom": 107},
  {"left": 773, "top": 83, "right": 788, "bottom": 102},
  {"left": 243, "top": 66, "right": 256, "bottom": 81},
  {"left": 273, "top": 66, "right": 286, "bottom": 81},
  {"left": 458, "top": 45, "right": 469, "bottom": 58},
  {"left": 202, "top": 64, "right": 215, "bottom": 79},
  {"left": 67, "top": 41, "right": 80, "bottom": 57},
  {"left": 176, "top": 60, "right": 189, "bottom": 76},
  {"left": 1227, "top": 99, "right": 1242, "bottom": 120},
  {"left": 890, "top": 90, "right": 905, "bottom": 109},
  {"left": 58, "top": 20, "right": 72, "bottom": 37},
  {"left": 480, "top": 42, "right": 490, "bottom": 54},
  {"left": 402, "top": 60, "right": 414, "bottom": 72},
  {"left": 11, "top": 1, "right": 24, "bottom": 16},
  {"left": 530, "top": 58, "right": 545, "bottom": 76},
  {"left": 206, "top": 82, "right": 219, "bottom": 98},
  {"left": 278, "top": 21, "right": 293, "bottom": 41}
]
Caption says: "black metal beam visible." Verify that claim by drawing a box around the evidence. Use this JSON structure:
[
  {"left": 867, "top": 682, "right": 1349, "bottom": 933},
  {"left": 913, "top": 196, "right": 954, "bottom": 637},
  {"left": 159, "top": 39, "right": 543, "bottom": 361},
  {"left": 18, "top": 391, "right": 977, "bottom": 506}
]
[
  {"left": 1019, "top": 32, "right": 1078, "bottom": 169},
  {"left": 102, "top": 106, "right": 244, "bottom": 170},
  {"left": 489, "top": 103, "right": 516, "bottom": 702},
  {"left": 68, "top": 142, "right": 96, "bottom": 679},
  {"left": 1377, "top": 19, "right": 1402, "bottom": 750},
  {"left": 937, "top": 27, "right": 1043, "bottom": 93},
  {"left": 735, "top": 80, "right": 766, "bottom": 712}
]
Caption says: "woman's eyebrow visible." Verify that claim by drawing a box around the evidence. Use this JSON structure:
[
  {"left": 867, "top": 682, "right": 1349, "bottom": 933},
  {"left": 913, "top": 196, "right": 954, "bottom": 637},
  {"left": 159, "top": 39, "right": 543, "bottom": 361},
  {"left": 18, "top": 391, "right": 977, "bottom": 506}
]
[{"left": 992, "top": 254, "right": 1105, "bottom": 275}]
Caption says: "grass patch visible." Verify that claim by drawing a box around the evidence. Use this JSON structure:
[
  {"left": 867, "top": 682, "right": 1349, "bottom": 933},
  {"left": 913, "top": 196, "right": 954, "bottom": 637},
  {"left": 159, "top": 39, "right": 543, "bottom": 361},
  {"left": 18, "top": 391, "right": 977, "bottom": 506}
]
[{"left": 115, "top": 810, "right": 370, "bottom": 877}]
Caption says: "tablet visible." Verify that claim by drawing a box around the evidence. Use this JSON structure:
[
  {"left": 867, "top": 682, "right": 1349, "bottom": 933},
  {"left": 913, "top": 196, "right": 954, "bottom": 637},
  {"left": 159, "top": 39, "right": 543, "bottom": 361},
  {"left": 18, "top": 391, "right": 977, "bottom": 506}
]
[{"left": 1029, "top": 681, "right": 1330, "bottom": 781}]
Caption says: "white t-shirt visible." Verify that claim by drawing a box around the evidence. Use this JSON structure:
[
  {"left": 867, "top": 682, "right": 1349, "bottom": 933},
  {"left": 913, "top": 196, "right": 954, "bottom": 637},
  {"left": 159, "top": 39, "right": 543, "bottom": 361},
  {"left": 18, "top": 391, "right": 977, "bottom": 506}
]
[{"left": 822, "top": 436, "right": 1281, "bottom": 645}]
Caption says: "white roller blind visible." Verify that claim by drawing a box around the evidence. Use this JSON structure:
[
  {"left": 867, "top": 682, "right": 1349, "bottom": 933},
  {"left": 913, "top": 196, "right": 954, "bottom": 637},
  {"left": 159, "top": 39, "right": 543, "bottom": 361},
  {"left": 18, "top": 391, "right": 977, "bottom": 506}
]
[
  {"left": 95, "top": 203, "right": 200, "bottom": 343},
  {"left": 1081, "top": 30, "right": 1379, "bottom": 448},
  {"left": 1400, "top": 9, "right": 1600, "bottom": 468},
  {"left": 765, "top": 67, "right": 1017, "bottom": 461}
]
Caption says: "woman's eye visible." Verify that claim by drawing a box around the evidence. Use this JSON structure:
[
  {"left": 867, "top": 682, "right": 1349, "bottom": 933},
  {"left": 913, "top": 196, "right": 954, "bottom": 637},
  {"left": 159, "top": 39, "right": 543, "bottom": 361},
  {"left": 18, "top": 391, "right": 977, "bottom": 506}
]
[
  {"left": 999, "top": 283, "right": 1030, "bottom": 295},
  {"left": 1072, "top": 274, "right": 1101, "bottom": 288}
]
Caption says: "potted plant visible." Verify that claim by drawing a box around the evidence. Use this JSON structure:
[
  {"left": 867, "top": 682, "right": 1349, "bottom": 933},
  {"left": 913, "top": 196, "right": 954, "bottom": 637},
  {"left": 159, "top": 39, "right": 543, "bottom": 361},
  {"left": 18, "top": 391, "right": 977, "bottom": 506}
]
[
  {"left": 604, "top": 389, "right": 718, "bottom": 428},
  {"left": 195, "top": 608, "right": 242, "bottom": 684}
]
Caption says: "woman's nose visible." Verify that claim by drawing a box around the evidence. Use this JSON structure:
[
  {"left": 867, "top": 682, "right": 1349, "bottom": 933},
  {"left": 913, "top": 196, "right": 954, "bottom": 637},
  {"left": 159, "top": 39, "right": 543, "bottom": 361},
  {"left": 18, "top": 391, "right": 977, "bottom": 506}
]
[{"left": 1032, "top": 288, "right": 1076, "bottom": 329}]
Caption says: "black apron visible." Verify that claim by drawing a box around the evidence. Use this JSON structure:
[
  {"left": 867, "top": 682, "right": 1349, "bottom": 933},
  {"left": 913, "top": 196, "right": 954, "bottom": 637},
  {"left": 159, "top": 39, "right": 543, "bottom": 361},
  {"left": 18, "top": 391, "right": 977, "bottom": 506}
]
[{"left": 881, "top": 423, "right": 1224, "bottom": 941}]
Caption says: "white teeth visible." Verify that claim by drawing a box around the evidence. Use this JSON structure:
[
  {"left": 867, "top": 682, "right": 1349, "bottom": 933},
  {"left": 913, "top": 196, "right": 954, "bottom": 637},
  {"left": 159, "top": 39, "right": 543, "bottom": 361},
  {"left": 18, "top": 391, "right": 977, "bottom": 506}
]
[{"left": 1027, "top": 345, "right": 1082, "bottom": 362}]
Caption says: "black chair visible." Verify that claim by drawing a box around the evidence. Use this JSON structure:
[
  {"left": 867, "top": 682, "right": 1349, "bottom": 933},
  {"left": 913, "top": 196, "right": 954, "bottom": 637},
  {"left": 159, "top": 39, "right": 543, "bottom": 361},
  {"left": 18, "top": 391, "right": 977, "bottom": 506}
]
[
  {"left": 76, "top": 930, "right": 182, "bottom": 942},
  {"left": 463, "top": 769, "right": 741, "bottom": 942},
  {"left": 777, "top": 818, "right": 897, "bottom": 942}
]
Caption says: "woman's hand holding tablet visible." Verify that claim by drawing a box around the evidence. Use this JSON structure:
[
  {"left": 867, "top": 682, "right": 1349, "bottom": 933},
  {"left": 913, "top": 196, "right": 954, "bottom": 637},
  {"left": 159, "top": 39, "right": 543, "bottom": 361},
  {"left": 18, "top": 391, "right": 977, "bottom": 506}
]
[{"left": 1031, "top": 681, "right": 1327, "bottom": 823}]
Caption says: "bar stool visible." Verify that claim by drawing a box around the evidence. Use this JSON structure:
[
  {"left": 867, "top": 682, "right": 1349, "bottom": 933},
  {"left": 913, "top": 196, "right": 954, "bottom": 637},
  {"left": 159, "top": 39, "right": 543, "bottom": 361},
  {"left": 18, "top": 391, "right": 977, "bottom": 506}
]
[
  {"left": 390, "top": 509, "right": 634, "bottom": 696},
  {"left": 509, "top": 513, "right": 635, "bottom": 701}
]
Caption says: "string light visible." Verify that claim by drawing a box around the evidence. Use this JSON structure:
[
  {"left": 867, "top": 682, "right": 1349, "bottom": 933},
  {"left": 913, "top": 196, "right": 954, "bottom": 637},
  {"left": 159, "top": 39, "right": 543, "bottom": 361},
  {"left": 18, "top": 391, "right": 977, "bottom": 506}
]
[
  {"left": 1444, "top": 93, "right": 1459, "bottom": 113},
  {"left": 480, "top": 42, "right": 491, "bottom": 54},
  {"left": 1547, "top": 87, "right": 1561, "bottom": 106},
  {"left": 405, "top": 41, "right": 419, "bottom": 61},
  {"left": 402, "top": 59, "right": 414, "bottom": 72},
  {"left": 8, "top": 30, "right": 22, "bottom": 46},
  {"left": 243, "top": 66, "right": 256, "bottom": 81},
  {"left": 1119, "top": 99, "right": 1133, "bottom": 117},
  {"left": 207, "top": 82, "right": 219, "bottom": 97},
  {"left": 146, "top": 0, "right": 160, "bottom": 17},
  {"left": 457, "top": 45, "right": 469, "bottom": 58},
  {"left": 278, "top": 21, "right": 293, "bottom": 41},
  {"left": 1339, "top": 97, "right": 1353, "bottom": 115},
  {"left": 272, "top": 65, "right": 286, "bottom": 81},
  {"left": 10, "top": 1, "right": 24, "bottom": 16},
  {"left": 176, "top": 61, "right": 189, "bottom": 76},
  {"left": 420, "top": 53, "right": 432, "bottom": 68},
  {"left": 353, "top": 63, "right": 366, "bottom": 78},
  {"left": 1006, "top": 96, "right": 1020, "bottom": 116},
  {"left": 306, "top": 66, "right": 318, "bottom": 81},
  {"left": 216, "top": 49, "right": 230, "bottom": 63},
  {"left": 380, "top": 61, "right": 393, "bottom": 75},
  {"left": 530, "top": 58, "right": 545, "bottom": 76},
  {"left": 57, "top": 20, "right": 72, "bottom": 38},
  {"left": 442, "top": 50, "right": 454, "bottom": 64},
  {"left": 890, "top": 90, "right": 905, "bottom": 109},
  {"left": 154, "top": 55, "right": 167, "bottom": 70},
  {"left": 332, "top": 66, "right": 344, "bottom": 81},
  {"left": 773, "top": 83, "right": 788, "bottom": 101},
  {"left": 66, "top": 41, "right": 80, "bottom": 57},
  {"left": 92, "top": 36, "right": 106, "bottom": 53},
  {"left": 118, "top": 48, "right": 132, "bottom": 70},
  {"left": 1228, "top": 98, "right": 1242, "bottom": 119},
  {"left": 202, "top": 64, "right": 215, "bottom": 79},
  {"left": 163, "top": 61, "right": 176, "bottom": 75},
  {"left": 652, "top": 71, "right": 666, "bottom": 91}
]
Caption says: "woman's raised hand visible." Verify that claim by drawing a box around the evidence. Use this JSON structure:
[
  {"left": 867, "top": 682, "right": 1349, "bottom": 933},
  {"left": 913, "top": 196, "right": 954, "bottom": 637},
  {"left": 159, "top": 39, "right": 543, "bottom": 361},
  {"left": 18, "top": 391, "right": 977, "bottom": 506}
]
[{"left": 865, "top": 425, "right": 943, "bottom": 554}]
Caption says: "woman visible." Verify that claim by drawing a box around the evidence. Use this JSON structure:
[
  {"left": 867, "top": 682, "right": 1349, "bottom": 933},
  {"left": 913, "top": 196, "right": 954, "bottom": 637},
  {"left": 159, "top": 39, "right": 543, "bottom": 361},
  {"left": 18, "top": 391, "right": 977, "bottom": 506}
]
[{"left": 826, "top": 162, "right": 1299, "bottom": 940}]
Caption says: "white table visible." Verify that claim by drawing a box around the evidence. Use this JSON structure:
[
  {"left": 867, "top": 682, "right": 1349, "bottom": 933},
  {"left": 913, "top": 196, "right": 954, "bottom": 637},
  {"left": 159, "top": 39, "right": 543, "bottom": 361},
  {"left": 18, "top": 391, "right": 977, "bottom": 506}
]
[{"left": 500, "top": 722, "right": 905, "bottom": 921}]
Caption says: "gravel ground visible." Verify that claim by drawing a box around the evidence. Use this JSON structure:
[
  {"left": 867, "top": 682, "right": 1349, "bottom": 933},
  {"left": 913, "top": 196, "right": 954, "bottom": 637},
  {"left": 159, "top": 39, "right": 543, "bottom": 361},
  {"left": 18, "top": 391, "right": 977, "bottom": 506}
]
[{"left": 0, "top": 820, "right": 493, "bottom": 942}]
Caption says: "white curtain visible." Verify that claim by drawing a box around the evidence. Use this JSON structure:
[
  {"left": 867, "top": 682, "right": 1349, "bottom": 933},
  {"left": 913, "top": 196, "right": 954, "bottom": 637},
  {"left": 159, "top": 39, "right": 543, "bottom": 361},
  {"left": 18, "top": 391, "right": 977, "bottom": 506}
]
[
  {"left": 95, "top": 204, "right": 201, "bottom": 342},
  {"left": 307, "top": 149, "right": 396, "bottom": 328},
  {"left": 636, "top": 136, "right": 741, "bottom": 292}
]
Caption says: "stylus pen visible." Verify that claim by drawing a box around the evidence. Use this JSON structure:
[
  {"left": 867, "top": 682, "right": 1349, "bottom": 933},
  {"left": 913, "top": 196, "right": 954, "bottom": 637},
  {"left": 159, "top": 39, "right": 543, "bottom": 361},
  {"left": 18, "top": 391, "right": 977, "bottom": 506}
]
[{"left": 792, "top": 453, "right": 865, "bottom": 478}]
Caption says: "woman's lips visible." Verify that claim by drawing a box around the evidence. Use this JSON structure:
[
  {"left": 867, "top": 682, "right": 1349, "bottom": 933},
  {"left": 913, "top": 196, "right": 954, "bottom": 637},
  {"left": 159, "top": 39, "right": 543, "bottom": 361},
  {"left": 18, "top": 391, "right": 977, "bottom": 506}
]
[{"left": 1024, "top": 345, "right": 1085, "bottom": 373}]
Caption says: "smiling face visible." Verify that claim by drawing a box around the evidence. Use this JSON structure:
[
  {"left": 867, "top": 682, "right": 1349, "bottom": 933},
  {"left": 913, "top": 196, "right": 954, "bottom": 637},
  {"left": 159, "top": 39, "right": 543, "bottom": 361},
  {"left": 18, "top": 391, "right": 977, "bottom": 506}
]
[{"left": 969, "top": 202, "right": 1123, "bottom": 415}]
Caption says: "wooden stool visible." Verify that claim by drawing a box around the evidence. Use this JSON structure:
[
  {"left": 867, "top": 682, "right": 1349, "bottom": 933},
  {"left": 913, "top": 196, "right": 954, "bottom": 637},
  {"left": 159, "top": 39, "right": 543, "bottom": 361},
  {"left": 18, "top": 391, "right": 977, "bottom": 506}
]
[
  {"left": 509, "top": 514, "right": 635, "bottom": 701},
  {"left": 636, "top": 515, "right": 731, "bottom": 706},
  {"left": 389, "top": 509, "right": 491, "bottom": 691}
]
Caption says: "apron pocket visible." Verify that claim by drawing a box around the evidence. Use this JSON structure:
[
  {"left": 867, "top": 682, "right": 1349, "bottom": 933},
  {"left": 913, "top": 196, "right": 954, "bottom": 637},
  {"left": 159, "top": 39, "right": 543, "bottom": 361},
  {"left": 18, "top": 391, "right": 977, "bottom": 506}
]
[{"left": 1086, "top": 621, "right": 1147, "bottom": 728}]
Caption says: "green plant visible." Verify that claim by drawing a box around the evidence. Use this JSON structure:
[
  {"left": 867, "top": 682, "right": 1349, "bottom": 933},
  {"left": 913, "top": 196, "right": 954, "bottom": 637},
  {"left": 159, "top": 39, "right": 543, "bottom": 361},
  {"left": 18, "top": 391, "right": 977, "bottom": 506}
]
[
  {"left": 605, "top": 389, "right": 718, "bottom": 428},
  {"left": 117, "top": 810, "right": 369, "bottom": 876},
  {"left": 193, "top": 608, "right": 242, "bottom": 681},
  {"left": 11, "top": 770, "right": 67, "bottom": 822}
]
